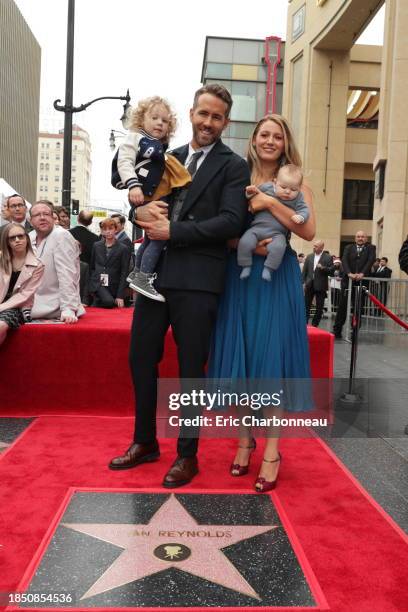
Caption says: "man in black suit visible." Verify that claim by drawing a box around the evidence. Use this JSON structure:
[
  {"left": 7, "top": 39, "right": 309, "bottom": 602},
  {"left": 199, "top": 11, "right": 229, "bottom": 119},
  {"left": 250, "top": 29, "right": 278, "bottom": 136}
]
[
  {"left": 302, "top": 240, "right": 334, "bottom": 327},
  {"left": 372, "top": 256, "right": 392, "bottom": 313},
  {"left": 111, "top": 214, "right": 133, "bottom": 252},
  {"left": 333, "top": 230, "right": 376, "bottom": 338},
  {"left": 69, "top": 211, "right": 98, "bottom": 266},
  {"left": 0, "top": 194, "right": 32, "bottom": 236},
  {"left": 109, "top": 84, "right": 249, "bottom": 487}
]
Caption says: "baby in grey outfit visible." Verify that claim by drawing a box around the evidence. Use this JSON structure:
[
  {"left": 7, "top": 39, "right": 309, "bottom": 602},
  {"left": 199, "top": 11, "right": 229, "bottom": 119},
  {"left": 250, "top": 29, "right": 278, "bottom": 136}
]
[{"left": 238, "top": 164, "right": 309, "bottom": 281}]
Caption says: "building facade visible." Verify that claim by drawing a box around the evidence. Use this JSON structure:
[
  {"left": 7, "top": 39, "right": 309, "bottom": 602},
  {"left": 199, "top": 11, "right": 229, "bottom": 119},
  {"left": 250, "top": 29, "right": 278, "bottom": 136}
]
[
  {"left": 37, "top": 125, "right": 92, "bottom": 209},
  {"left": 283, "top": 0, "right": 407, "bottom": 276},
  {"left": 0, "top": 0, "right": 41, "bottom": 203},
  {"left": 201, "top": 36, "right": 285, "bottom": 157}
]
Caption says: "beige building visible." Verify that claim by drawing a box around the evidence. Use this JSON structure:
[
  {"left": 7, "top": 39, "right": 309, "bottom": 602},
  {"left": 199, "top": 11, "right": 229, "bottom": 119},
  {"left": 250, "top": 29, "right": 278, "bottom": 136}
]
[
  {"left": 283, "top": 0, "right": 407, "bottom": 276},
  {"left": 37, "top": 125, "right": 92, "bottom": 209},
  {"left": 0, "top": 0, "right": 41, "bottom": 203}
]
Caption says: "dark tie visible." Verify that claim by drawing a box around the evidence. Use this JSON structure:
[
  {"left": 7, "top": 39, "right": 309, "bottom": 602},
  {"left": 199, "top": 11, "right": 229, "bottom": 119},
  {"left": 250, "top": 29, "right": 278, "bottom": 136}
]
[
  {"left": 171, "top": 151, "right": 204, "bottom": 222},
  {"left": 187, "top": 150, "right": 204, "bottom": 179}
]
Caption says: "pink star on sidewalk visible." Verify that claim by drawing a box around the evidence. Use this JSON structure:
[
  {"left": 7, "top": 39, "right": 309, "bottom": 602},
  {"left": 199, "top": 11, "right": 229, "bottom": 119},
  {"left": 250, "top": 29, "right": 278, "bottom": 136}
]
[{"left": 62, "top": 494, "right": 277, "bottom": 600}]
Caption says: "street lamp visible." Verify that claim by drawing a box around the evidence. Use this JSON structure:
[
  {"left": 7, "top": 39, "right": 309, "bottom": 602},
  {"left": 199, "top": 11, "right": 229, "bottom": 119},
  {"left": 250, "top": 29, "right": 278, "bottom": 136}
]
[
  {"left": 109, "top": 129, "right": 126, "bottom": 151},
  {"left": 52, "top": 0, "right": 131, "bottom": 216}
]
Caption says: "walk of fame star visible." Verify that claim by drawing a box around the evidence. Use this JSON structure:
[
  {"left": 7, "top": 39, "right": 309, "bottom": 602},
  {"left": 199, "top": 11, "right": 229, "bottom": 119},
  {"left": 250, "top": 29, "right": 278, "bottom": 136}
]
[{"left": 62, "top": 494, "right": 278, "bottom": 600}]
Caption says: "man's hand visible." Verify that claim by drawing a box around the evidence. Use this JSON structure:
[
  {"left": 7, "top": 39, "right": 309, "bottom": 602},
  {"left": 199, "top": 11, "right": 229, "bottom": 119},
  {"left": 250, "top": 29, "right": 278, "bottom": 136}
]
[
  {"left": 138, "top": 215, "right": 170, "bottom": 240},
  {"left": 115, "top": 298, "right": 124, "bottom": 308},
  {"left": 128, "top": 186, "right": 144, "bottom": 206},
  {"left": 355, "top": 273, "right": 364, "bottom": 280},
  {"left": 136, "top": 201, "right": 168, "bottom": 224},
  {"left": 254, "top": 237, "right": 272, "bottom": 257}
]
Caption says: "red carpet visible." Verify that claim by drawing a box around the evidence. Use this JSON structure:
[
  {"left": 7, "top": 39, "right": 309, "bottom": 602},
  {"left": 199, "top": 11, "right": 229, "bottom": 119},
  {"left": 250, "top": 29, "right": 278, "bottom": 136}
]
[
  {"left": 0, "top": 308, "right": 333, "bottom": 416},
  {"left": 1, "top": 416, "right": 407, "bottom": 611}
]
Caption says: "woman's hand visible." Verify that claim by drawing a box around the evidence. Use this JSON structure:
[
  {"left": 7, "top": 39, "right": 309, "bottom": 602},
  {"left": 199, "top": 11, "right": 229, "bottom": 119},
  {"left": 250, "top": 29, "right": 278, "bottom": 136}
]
[
  {"left": 249, "top": 191, "right": 280, "bottom": 214},
  {"left": 254, "top": 238, "right": 272, "bottom": 256}
]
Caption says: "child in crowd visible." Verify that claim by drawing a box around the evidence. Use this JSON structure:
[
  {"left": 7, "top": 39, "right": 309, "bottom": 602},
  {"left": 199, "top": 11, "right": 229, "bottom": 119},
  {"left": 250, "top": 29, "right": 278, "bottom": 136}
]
[
  {"left": 238, "top": 164, "right": 309, "bottom": 281},
  {"left": 113, "top": 96, "right": 191, "bottom": 301}
]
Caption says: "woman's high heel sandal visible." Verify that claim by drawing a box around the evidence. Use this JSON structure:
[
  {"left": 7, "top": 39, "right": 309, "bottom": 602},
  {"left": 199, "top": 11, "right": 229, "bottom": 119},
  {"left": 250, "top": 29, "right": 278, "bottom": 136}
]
[
  {"left": 230, "top": 438, "right": 256, "bottom": 476},
  {"left": 254, "top": 453, "right": 282, "bottom": 492}
]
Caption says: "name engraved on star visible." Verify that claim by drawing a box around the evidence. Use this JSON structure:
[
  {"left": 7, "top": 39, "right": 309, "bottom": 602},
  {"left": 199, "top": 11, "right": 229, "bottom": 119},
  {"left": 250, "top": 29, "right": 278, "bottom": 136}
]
[
  {"left": 157, "top": 530, "right": 232, "bottom": 538},
  {"left": 133, "top": 530, "right": 232, "bottom": 537}
]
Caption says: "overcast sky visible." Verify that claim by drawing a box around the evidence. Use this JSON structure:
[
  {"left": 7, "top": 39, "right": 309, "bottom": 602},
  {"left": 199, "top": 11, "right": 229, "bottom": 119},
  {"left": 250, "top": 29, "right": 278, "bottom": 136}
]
[{"left": 14, "top": 0, "right": 384, "bottom": 211}]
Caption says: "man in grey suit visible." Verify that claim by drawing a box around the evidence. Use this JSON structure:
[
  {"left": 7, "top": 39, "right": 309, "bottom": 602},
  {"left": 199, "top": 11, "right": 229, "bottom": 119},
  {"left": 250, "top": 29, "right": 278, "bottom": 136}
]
[{"left": 302, "top": 240, "right": 334, "bottom": 327}]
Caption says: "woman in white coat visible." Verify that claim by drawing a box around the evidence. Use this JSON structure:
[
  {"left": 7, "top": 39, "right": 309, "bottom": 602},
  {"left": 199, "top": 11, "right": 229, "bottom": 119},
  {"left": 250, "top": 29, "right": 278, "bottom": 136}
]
[{"left": 0, "top": 223, "right": 44, "bottom": 345}]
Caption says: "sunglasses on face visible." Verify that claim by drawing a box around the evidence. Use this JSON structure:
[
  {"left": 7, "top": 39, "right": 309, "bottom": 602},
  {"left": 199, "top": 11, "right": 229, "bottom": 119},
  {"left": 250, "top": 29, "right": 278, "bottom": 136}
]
[{"left": 8, "top": 234, "right": 27, "bottom": 242}]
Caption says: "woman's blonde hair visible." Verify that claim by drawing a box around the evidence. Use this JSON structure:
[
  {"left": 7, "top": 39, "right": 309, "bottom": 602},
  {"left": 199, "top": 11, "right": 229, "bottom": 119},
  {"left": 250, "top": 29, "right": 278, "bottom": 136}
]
[
  {"left": 247, "top": 114, "right": 302, "bottom": 183},
  {"left": 128, "top": 96, "right": 177, "bottom": 142},
  {"left": 0, "top": 222, "right": 33, "bottom": 274}
]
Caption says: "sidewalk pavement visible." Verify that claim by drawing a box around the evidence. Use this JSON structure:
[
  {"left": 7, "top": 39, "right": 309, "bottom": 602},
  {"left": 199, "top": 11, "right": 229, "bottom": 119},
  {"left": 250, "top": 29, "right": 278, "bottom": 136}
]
[{"left": 315, "top": 317, "right": 408, "bottom": 532}]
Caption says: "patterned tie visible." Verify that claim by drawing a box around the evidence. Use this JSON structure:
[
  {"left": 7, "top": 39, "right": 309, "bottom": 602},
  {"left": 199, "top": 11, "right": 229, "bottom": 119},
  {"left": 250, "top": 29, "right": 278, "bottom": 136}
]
[{"left": 187, "top": 150, "right": 204, "bottom": 179}]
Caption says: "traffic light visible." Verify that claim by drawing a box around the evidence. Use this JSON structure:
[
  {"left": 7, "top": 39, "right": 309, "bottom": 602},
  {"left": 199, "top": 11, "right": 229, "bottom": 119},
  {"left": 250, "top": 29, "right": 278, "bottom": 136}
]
[{"left": 71, "top": 199, "right": 79, "bottom": 215}]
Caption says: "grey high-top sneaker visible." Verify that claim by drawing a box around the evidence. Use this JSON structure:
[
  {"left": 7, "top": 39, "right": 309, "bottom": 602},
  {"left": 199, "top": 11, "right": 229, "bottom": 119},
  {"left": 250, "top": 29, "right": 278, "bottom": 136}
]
[
  {"left": 129, "top": 272, "right": 165, "bottom": 302},
  {"left": 126, "top": 267, "right": 140, "bottom": 284}
]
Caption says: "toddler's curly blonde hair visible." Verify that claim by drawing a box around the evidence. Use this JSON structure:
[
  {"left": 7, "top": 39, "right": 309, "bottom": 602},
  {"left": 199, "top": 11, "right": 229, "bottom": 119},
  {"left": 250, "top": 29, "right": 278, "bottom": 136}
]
[{"left": 128, "top": 96, "right": 177, "bottom": 142}]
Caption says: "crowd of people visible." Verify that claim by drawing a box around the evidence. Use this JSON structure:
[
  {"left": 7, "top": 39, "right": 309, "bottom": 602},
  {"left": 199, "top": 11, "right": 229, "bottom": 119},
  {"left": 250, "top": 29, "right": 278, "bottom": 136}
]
[
  {"left": 0, "top": 196, "right": 135, "bottom": 345},
  {"left": 296, "top": 231, "right": 398, "bottom": 337}
]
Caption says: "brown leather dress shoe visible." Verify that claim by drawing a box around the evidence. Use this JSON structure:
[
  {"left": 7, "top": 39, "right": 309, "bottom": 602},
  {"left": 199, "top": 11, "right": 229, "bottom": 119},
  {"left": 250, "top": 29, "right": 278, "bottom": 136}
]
[
  {"left": 162, "top": 456, "right": 198, "bottom": 488},
  {"left": 108, "top": 441, "right": 159, "bottom": 470}
]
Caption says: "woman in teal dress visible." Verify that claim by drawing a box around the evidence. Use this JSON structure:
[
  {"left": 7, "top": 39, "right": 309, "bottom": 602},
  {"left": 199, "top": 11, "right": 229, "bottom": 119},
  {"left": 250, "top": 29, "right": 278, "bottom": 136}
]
[{"left": 209, "top": 114, "right": 316, "bottom": 492}]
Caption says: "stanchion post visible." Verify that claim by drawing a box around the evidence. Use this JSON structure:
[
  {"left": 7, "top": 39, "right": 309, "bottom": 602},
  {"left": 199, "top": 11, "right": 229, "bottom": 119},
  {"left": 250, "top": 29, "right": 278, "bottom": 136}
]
[{"left": 341, "top": 281, "right": 363, "bottom": 403}]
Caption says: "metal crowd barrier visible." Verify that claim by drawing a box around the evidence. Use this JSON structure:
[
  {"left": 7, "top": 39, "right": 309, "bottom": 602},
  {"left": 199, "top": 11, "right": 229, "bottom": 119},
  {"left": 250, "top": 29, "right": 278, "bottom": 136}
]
[{"left": 344, "top": 277, "right": 408, "bottom": 340}]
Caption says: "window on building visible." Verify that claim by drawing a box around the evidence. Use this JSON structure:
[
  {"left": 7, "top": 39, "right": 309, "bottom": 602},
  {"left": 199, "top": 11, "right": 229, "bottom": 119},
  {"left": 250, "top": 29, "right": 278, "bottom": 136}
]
[
  {"left": 44, "top": 186, "right": 48, "bottom": 192},
  {"left": 71, "top": 177, "right": 76, "bottom": 183},
  {"left": 54, "top": 187, "right": 59, "bottom": 193},
  {"left": 40, "top": 163, "right": 44, "bottom": 170},
  {"left": 72, "top": 155, "right": 76, "bottom": 161},
  {"left": 44, "top": 175, "right": 48, "bottom": 181},
  {"left": 55, "top": 176, "right": 59, "bottom": 182},
  {"left": 231, "top": 81, "right": 257, "bottom": 122},
  {"left": 45, "top": 164, "right": 49, "bottom": 171},
  {"left": 207, "top": 38, "right": 233, "bottom": 63},
  {"left": 342, "top": 179, "right": 374, "bottom": 220},
  {"left": 41, "top": 153, "right": 44, "bottom": 160},
  {"left": 39, "top": 186, "right": 43, "bottom": 192},
  {"left": 232, "top": 40, "right": 261, "bottom": 64},
  {"left": 56, "top": 155, "right": 60, "bottom": 160},
  {"left": 205, "top": 62, "right": 232, "bottom": 79},
  {"left": 72, "top": 166, "right": 76, "bottom": 172},
  {"left": 41, "top": 143, "right": 45, "bottom": 149},
  {"left": 56, "top": 142, "right": 61, "bottom": 148},
  {"left": 46, "top": 143, "right": 49, "bottom": 148},
  {"left": 55, "top": 165, "right": 60, "bottom": 171}
]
